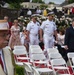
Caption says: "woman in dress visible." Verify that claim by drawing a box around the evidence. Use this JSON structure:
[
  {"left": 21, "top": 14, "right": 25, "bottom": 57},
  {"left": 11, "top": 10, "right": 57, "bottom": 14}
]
[{"left": 9, "top": 19, "right": 21, "bottom": 49}]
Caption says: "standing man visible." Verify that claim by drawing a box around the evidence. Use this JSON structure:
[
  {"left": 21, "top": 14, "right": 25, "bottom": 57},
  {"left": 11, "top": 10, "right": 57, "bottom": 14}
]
[
  {"left": 26, "top": 14, "right": 40, "bottom": 45},
  {"left": 0, "top": 20, "right": 14, "bottom": 75},
  {"left": 40, "top": 12, "right": 58, "bottom": 50},
  {"left": 64, "top": 19, "right": 74, "bottom": 52}
]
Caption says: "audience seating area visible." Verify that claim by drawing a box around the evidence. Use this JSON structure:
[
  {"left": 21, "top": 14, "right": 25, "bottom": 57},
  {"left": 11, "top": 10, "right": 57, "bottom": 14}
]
[{"left": 12, "top": 45, "right": 74, "bottom": 75}]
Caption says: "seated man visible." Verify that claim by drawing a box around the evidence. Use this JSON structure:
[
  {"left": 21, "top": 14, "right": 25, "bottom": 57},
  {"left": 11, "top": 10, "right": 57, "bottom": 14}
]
[{"left": 0, "top": 20, "right": 15, "bottom": 75}]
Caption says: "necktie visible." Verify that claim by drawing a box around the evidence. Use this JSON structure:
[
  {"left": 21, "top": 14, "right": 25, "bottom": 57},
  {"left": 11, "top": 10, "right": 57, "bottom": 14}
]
[{"left": 0, "top": 54, "right": 4, "bottom": 70}]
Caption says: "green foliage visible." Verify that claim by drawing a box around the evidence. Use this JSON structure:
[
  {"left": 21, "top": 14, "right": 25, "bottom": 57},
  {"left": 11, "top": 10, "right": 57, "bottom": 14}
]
[
  {"left": 68, "top": 0, "right": 74, "bottom": 4},
  {"left": 4, "top": 0, "right": 24, "bottom": 9},
  {"left": 9, "top": 3, "right": 23, "bottom": 9},
  {"left": 4, "top": 0, "right": 25, "bottom": 3},
  {"left": 40, "top": 4, "right": 48, "bottom": 10},
  {"left": 15, "top": 65, "right": 25, "bottom": 75},
  {"left": 48, "top": 2, "right": 55, "bottom": 4},
  {"left": 32, "top": 0, "right": 45, "bottom": 3}
]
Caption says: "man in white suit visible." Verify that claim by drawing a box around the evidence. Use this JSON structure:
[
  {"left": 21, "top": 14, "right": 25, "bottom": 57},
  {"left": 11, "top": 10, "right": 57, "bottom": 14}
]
[{"left": 0, "top": 20, "right": 14, "bottom": 75}]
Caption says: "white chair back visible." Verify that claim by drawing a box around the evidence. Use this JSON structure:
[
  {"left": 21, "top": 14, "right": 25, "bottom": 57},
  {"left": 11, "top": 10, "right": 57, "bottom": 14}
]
[
  {"left": 48, "top": 52, "right": 62, "bottom": 60},
  {"left": 51, "top": 58, "right": 66, "bottom": 66},
  {"left": 14, "top": 45, "right": 26, "bottom": 50},
  {"left": 31, "top": 54, "right": 46, "bottom": 61},
  {"left": 29, "top": 45, "right": 40, "bottom": 49},
  {"left": 47, "top": 48, "right": 59, "bottom": 53},
  {"left": 30, "top": 48, "right": 43, "bottom": 54}
]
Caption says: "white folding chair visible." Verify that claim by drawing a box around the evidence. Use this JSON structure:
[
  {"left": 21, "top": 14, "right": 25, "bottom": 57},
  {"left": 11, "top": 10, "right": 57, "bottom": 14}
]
[
  {"left": 13, "top": 49, "right": 30, "bottom": 66},
  {"left": 23, "top": 63, "right": 33, "bottom": 75},
  {"left": 47, "top": 52, "right": 63, "bottom": 67},
  {"left": 30, "top": 54, "right": 53, "bottom": 74},
  {"left": 72, "top": 57, "right": 74, "bottom": 71},
  {"left": 30, "top": 53, "right": 46, "bottom": 64},
  {"left": 51, "top": 58, "right": 70, "bottom": 75},
  {"left": 67, "top": 52, "right": 74, "bottom": 71}
]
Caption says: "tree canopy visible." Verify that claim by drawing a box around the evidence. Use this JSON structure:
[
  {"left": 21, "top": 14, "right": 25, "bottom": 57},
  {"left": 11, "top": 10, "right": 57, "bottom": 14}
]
[
  {"left": 4, "top": 0, "right": 30, "bottom": 3},
  {"left": 68, "top": 0, "right": 74, "bottom": 4},
  {"left": 32, "top": 0, "right": 45, "bottom": 3}
]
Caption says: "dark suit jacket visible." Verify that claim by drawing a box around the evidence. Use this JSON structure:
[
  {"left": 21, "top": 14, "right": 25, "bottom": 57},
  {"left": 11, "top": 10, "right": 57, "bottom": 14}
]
[{"left": 65, "top": 26, "right": 74, "bottom": 50}]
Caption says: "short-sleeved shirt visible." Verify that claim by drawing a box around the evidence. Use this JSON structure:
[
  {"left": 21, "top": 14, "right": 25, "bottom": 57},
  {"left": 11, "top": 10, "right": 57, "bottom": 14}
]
[
  {"left": 40, "top": 19, "right": 57, "bottom": 36},
  {"left": 26, "top": 21, "right": 40, "bottom": 35}
]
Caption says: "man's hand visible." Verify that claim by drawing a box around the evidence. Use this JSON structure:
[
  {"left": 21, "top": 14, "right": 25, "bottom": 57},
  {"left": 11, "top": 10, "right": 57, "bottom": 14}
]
[{"left": 64, "top": 45, "right": 68, "bottom": 50}]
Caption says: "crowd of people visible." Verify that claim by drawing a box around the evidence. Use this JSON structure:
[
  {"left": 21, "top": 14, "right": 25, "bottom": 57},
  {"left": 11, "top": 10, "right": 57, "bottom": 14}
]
[{"left": 0, "top": 6, "right": 74, "bottom": 75}]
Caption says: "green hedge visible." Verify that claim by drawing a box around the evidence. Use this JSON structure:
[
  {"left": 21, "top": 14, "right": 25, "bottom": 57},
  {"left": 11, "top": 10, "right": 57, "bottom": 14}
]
[{"left": 15, "top": 65, "right": 25, "bottom": 75}]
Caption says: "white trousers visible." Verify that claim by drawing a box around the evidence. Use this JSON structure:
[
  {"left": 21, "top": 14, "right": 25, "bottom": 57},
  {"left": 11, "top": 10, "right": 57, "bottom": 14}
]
[
  {"left": 43, "top": 34, "right": 55, "bottom": 50},
  {"left": 29, "top": 34, "right": 39, "bottom": 45}
]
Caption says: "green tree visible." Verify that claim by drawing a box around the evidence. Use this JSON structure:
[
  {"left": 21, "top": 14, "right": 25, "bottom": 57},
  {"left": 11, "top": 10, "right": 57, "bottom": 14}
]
[
  {"left": 68, "top": 0, "right": 74, "bottom": 3},
  {"left": 40, "top": 4, "right": 48, "bottom": 10},
  {"left": 3, "top": 0, "right": 25, "bottom": 9},
  {"left": 48, "top": 2, "right": 55, "bottom": 4},
  {"left": 4, "top": 0, "right": 25, "bottom": 3},
  {"left": 32, "top": 0, "right": 45, "bottom": 3}
]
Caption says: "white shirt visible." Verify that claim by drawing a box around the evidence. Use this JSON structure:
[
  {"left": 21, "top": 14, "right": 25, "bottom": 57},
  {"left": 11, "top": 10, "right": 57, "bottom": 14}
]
[
  {"left": 40, "top": 19, "right": 57, "bottom": 36},
  {"left": 57, "top": 34, "right": 65, "bottom": 45},
  {"left": 0, "top": 50, "right": 6, "bottom": 73},
  {"left": 27, "top": 10, "right": 32, "bottom": 15},
  {"left": 26, "top": 21, "right": 40, "bottom": 35},
  {"left": 36, "top": 9, "right": 41, "bottom": 14}
]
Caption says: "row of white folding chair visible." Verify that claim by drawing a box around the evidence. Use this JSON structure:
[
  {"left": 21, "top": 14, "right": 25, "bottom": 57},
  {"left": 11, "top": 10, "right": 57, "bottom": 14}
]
[
  {"left": 29, "top": 45, "right": 54, "bottom": 74},
  {"left": 13, "top": 47, "right": 30, "bottom": 66},
  {"left": 24, "top": 54, "right": 70, "bottom": 75},
  {"left": 47, "top": 52, "right": 63, "bottom": 68},
  {"left": 51, "top": 58, "right": 71, "bottom": 75},
  {"left": 46, "top": 48, "right": 70, "bottom": 75}
]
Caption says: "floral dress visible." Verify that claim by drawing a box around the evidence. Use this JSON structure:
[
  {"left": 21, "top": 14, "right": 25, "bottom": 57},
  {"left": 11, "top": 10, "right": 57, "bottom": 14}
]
[{"left": 9, "top": 25, "right": 21, "bottom": 49}]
